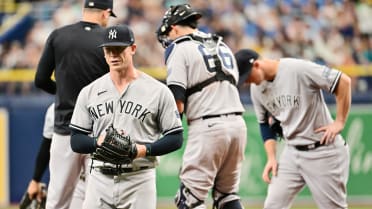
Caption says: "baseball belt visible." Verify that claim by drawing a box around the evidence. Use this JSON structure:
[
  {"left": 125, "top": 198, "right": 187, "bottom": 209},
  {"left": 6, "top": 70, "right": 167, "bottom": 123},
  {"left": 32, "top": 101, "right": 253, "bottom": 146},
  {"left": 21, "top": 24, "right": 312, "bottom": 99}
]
[
  {"left": 295, "top": 140, "right": 347, "bottom": 151},
  {"left": 97, "top": 166, "right": 154, "bottom": 175},
  {"left": 294, "top": 141, "right": 324, "bottom": 151},
  {"left": 202, "top": 112, "right": 242, "bottom": 120}
]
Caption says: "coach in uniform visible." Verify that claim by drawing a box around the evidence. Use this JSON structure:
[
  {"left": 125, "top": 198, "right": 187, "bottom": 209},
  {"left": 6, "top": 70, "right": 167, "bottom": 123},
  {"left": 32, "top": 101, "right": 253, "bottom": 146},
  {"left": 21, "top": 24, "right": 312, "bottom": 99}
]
[
  {"left": 34, "top": 0, "right": 116, "bottom": 208},
  {"left": 69, "top": 24, "right": 183, "bottom": 209},
  {"left": 157, "top": 4, "right": 247, "bottom": 209},
  {"left": 235, "top": 49, "right": 351, "bottom": 209}
]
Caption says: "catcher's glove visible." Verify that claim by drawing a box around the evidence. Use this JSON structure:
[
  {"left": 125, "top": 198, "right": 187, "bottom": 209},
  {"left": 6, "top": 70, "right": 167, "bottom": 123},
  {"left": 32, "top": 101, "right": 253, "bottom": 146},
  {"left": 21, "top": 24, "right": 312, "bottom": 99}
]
[{"left": 92, "top": 125, "right": 137, "bottom": 165}]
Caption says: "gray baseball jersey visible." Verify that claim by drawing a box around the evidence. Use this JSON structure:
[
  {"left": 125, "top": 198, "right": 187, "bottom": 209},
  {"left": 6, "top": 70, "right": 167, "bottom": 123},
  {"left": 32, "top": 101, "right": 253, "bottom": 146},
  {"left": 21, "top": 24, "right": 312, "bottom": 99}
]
[
  {"left": 165, "top": 30, "right": 247, "bottom": 207},
  {"left": 43, "top": 103, "right": 54, "bottom": 139},
  {"left": 251, "top": 58, "right": 349, "bottom": 208},
  {"left": 251, "top": 58, "right": 343, "bottom": 145},
  {"left": 166, "top": 31, "right": 245, "bottom": 120},
  {"left": 70, "top": 72, "right": 183, "bottom": 167}
]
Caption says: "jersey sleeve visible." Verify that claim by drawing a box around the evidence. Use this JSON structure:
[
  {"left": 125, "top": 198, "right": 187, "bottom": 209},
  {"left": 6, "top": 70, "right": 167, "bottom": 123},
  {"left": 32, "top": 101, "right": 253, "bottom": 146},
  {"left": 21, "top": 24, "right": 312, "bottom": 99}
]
[
  {"left": 250, "top": 84, "right": 268, "bottom": 123},
  {"left": 300, "top": 60, "right": 342, "bottom": 94},
  {"left": 157, "top": 86, "right": 183, "bottom": 136},
  {"left": 42, "top": 103, "right": 55, "bottom": 139},
  {"left": 69, "top": 87, "right": 93, "bottom": 134},
  {"left": 165, "top": 45, "right": 188, "bottom": 89},
  {"left": 34, "top": 31, "right": 57, "bottom": 94}
]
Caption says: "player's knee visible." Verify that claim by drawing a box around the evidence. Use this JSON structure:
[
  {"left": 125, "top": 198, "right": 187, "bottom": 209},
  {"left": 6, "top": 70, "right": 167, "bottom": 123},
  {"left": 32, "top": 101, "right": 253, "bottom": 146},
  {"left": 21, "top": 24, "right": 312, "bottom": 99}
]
[
  {"left": 212, "top": 189, "right": 242, "bottom": 209},
  {"left": 174, "top": 183, "right": 205, "bottom": 209}
]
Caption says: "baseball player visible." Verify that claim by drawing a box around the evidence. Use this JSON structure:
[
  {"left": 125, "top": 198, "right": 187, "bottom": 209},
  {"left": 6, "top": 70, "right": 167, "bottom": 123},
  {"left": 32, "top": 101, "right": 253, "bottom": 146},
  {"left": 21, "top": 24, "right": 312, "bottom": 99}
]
[
  {"left": 157, "top": 4, "right": 247, "bottom": 209},
  {"left": 235, "top": 49, "right": 351, "bottom": 209},
  {"left": 69, "top": 24, "right": 183, "bottom": 209},
  {"left": 20, "top": 103, "right": 85, "bottom": 209},
  {"left": 21, "top": 103, "right": 54, "bottom": 209},
  {"left": 34, "top": 1, "right": 116, "bottom": 208},
  {"left": 21, "top": 103, "right": 86, "bottom": 209}
]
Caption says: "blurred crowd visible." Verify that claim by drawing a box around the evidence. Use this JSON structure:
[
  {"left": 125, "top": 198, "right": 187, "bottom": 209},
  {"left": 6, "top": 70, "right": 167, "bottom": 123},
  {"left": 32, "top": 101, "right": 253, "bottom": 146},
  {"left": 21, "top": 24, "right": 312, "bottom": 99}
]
[{"left": 0, "top": 0, "right": 372, "bottom": 96}]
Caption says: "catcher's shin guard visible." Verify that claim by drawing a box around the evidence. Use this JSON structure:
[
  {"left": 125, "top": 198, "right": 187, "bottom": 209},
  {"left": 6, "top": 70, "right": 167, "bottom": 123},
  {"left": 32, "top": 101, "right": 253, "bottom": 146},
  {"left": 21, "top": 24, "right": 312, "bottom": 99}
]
[
  {"left": 175, "top": 183, "right": 205, "bottom": 209},
  {"left": 212, "top": 188, "right": 242, "bottom": 209}
]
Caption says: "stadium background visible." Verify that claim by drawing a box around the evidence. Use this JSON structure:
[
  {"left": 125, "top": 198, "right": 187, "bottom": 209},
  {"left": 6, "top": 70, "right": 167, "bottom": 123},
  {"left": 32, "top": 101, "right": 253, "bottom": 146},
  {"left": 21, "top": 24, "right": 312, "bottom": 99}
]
[{"left": 0, "top": 0, "right": 372, "bottom": 208}]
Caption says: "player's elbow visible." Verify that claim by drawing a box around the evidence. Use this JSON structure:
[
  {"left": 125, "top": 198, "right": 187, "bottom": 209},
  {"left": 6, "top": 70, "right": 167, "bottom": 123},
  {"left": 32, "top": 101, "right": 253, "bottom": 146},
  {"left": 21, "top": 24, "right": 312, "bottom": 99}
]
[
  {"left": 174, "top": 132, "right": 183, "bottom": 150},
  {"left": 335, "top": 73, "right": 352, "bottom": 95},
  {"left": 34, "top": 76, "right": 56, "bottom": 94},
  {"left": 341, "top": 73, "right": 351, "bottom": 87}
]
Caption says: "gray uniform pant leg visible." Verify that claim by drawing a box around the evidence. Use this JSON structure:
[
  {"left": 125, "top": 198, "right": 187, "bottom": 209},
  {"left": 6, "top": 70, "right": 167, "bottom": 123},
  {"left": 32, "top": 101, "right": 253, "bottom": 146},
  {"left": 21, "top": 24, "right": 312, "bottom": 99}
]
[
  {"left": 68, "top": 155, "right": 90, "bottom": 209},
  {"left": 264, "top": 140, "right": 349, "bottom": 209},
  {"left": 83, "top": 168, "right": 156, "bottom": 209},
  {"left": 180, "top": 115, "right": 247, "bottom": 201},
  {"left": 46, "top": 133, "right": 86, "bottom": 209}
]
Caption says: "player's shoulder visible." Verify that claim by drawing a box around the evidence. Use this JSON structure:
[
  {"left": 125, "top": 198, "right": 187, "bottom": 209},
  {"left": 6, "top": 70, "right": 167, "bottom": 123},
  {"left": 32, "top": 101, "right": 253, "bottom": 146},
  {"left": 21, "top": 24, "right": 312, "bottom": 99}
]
[
  {"left": 53, "top": 22, "right": 79, "bottom": 33},
  {"left": 139, "top": 72, "right": 165, "bottom": 86},
  {"left": 49, "top": 22, "right": 79, "bottom": 40},
  {"left": 164, "top": 37, "right": 190, "bottom": 63},
  {"left": 138, "top": 72, "right": 170, "bottom": 92},
  {"left": 79, "top": 73, "right": 109, "bottom": 94},
  {"left": 280, "top": 57, "right": 316, "bottom": 67},
  {"left": 280, "top": 58, "right": 325, "bottom": 74},
  {"left": 164, "top": 32, "right": 206, "bottom": 63},
  {"left": 54, "top": 22, "right": 103, "bottom": 36}
]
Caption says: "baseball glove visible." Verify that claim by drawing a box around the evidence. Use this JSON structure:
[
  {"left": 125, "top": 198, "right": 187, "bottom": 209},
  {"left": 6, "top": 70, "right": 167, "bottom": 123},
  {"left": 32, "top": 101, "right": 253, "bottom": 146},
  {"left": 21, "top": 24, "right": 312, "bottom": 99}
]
[
  {"left": 19, "top": 183, "right": 46, "bottom": 209},
  {"left": 92, "top": 125, "right": 137, "bottom": 165}
]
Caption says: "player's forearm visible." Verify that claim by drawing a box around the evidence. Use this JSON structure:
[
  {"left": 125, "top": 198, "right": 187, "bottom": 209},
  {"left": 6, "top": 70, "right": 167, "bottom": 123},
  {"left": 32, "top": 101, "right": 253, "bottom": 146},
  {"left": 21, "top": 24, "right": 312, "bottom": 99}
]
[
  {"left": 334, "top": 73, "right": 351, "bottom": 127},
  {"left": 33, "top": 137, "right": 51, "bottom": 182},
  {"left": 34, "top": 54, "right": 56, "bottom": 94},
  {"left": 34, "top": 69, "right": 56, "bottom": 94},
  {"left": 176, "top": 100, "right": 184, "bottom": 114},
  {"left": 142, "top": 130, "right": 183, "bottom": 157},
  {"left": 264, "top": 139, "right": 277, "bottom": 161},
  {"left": 70, "top": 130, "right": 97, "bottom": 153}
]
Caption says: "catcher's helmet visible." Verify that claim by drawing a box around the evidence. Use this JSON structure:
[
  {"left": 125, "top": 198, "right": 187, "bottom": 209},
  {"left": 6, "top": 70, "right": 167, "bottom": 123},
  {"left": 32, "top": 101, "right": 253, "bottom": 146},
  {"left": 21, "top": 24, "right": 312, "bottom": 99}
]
[{"left": 157, "top": 4, "right": 202, "bottom": 47}]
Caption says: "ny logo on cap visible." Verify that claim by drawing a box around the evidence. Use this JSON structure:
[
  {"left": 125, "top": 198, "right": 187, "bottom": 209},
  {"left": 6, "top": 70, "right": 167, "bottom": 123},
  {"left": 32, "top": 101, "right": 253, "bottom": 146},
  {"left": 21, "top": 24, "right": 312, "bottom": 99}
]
[
  {"left": 88, "top": 2, "right": 94, "bottom": 7},
  {"left": 108, "top": 29, "right": 117, "bottom": 40}
]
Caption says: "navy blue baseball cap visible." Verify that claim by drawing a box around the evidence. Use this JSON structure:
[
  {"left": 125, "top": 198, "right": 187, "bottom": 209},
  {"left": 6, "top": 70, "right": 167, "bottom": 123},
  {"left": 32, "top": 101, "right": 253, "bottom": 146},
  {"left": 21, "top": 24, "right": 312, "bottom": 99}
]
[
  {"left": 234, "top": 49, "right": 259, "bottom": 86},
  {"left": 99, "top": 25, "right": 135, "bottom": 47},
  {"left": 84, "top": 0, "right": 116, "bottom": 17}
]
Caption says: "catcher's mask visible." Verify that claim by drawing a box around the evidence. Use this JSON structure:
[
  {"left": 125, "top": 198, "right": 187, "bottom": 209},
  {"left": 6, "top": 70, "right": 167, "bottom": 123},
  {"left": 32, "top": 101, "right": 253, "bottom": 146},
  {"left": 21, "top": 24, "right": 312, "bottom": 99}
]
[{"left": 156, "top": 4, "right": 202, "bottom": 48}]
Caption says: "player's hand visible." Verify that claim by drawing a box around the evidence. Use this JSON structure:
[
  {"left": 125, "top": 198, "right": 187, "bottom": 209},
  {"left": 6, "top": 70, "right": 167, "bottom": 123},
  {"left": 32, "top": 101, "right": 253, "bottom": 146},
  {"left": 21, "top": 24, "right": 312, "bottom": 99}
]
[
  {"left": 315, "top": 120, "right": 344, "bottom": 145},
  {"left": 36, "top": 183, "right": 47, "bottom": 202},
  {"left": 26, "top": 180, "right": 39, "bottom": 199},
  {"left": 96, "top": 132, "right": 107, "bottom": 146},
  {"left": 262, "top": 158, "right": 278, "bottom": 184}
]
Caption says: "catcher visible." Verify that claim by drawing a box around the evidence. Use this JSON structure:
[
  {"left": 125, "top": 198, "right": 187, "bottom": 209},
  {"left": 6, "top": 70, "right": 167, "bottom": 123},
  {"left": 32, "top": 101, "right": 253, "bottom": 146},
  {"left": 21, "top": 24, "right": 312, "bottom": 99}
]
[{"left": 69, "top": 24, "right": 183, "bottom": 209}]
